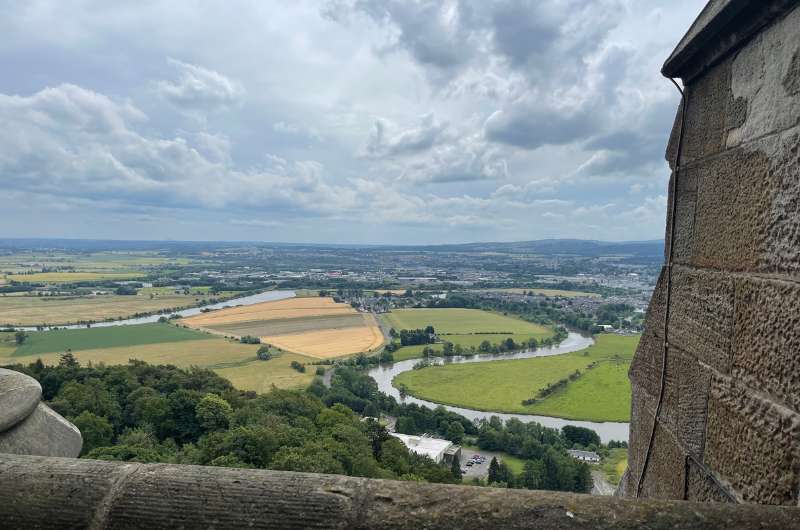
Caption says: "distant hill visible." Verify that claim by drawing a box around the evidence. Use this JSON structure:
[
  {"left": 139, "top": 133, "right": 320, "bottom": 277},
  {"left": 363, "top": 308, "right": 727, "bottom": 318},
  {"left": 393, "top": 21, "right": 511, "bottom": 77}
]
[
  {"left": 0, "top": 237, "right": 664, "bottom": 258},
  {"left": 397, "top": 239, "right": 664, "bottom": 258}
]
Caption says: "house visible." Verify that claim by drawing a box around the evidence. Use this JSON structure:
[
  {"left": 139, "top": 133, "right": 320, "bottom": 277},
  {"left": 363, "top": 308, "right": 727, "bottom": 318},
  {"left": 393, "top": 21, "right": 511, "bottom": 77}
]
[
  {"left": 390, "top": 433, "right": 461, "bottom": 465},
  {"left": 567, "top": 449, "right": 600, "bottom": 463}
]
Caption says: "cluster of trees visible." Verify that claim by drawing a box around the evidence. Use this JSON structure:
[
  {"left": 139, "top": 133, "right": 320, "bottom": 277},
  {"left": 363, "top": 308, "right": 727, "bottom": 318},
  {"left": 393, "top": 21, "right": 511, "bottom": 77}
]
[
  {"left": 239, "top": 336, "right": 261, "bottom": 345},
  {"left": 399, "top": 326, "right": 435, "bottom": 346},
  {"left": 256, "top": 345, "right": 273, "bottom": 361},
  {"left": 290, "top": 361, "right": 306, "bottom": 373},
  {"left": 473, "top": 417, "right": 592, "bottom": 492},
  {"left": 3, "top": 356, "right": 460, "bottom": 484}
]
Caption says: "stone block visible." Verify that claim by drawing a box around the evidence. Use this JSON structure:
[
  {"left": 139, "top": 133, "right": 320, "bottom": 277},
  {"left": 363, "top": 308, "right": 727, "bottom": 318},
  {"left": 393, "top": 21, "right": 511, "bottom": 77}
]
[
  {"left": 690, "top": 146, "right": 770, "bottom": 272},
  {"left": 0, "top": 368, "right": 42, "bottom": 432},
  {"left": 664, "top": 180, "right": 696, "bottom": 265},
  {"left": 756, "top": 127, "right": 800, "bottom": 277},
  {"left": 704, "top": 373, "right": 800, "bottom": 505},
  {"left": 687, "top": 126, "right": 800, "bottom": 276},
  {"left": 685, "top": 459, "right": 735, "bottom": 503},
  {"left": 0, "top": 402, "right": 82, "bottom": 458},
  {"left": 638, "top": 424, "right": 686, "bottom": 500},
  {"left": 728, "top": 6, "right": 800, "bottom": 147},
  {"left": 675, "top": 350, "right": 712, "bottom": 459},
  {"left": 680, "top": 55, "right": 731, "bottom": 164},
  {"left": 668, "top": 266, "right": 735, "bottom": 374},
  {"left": 628, "top": 325, "right": 663, "bottom": 399},
  {"left": 733, "top": 276, "right": 800, "bottom": 413}
]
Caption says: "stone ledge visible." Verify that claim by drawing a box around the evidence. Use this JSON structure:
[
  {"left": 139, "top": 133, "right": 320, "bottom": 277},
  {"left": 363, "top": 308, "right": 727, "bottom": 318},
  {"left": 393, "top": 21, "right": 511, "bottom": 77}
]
[
  {"left": 662, "top": 0, "right": 799, "bottom": 80},
  {"left": 0, "top": 454, "right": 799, "bottom": 529}
]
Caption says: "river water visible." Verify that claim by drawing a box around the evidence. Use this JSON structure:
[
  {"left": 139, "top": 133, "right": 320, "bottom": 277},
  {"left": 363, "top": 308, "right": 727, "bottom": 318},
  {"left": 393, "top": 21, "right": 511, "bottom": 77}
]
[
  {"left": 17, "top": 290, "right": 296, "bottom": 331},
  {"left": 366, "top": 332, "right": 630, "bottom": 443}
]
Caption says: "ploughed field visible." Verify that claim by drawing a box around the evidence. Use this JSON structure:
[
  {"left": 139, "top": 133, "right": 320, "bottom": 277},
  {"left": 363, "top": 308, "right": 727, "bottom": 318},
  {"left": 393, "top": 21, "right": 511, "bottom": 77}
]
[
  {"left": 0, "top": 325, "right": 315, "bottom": 392},
  {"left": 183, "top": 297, "right": 384, "bottom": 358},
  {"left": 382, "top": 308, "right": 554, "bottom": 361},
  {"left": 393, "top": 334, "right": 639, "bottom": 422}
]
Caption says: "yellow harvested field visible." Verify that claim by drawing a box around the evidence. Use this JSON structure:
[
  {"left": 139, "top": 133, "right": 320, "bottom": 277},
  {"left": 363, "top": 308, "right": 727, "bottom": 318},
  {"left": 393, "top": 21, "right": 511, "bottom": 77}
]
[
  {"left": 264, "top": 318, "right": 384, "bottom": 358},
  {"left": 182, "top": 297, "right": 384, "bottom": 359},
  {"left": 183, "top": 297, "right": 355, "bottom": 327},
  {"left": 0, "top": 293, "right": 202, "bottom": 326},
  {"left": 0, "top": 338, "right": 316, "bottom": 392}
]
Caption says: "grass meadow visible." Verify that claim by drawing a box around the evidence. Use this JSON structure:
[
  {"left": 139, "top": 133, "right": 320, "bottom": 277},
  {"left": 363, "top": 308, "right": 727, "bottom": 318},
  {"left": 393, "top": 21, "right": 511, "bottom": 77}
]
[
  {"left": 6, "top": 272, "right": 146, "bottom": 283},
  {"left": 1, "top": 326, "right": 315, "bottom": 392},
  {"left": 383, "top": 308, "right": 554, "bottom": 361},
  {"left": 393, "top": 334, "right": 639, "bottom": 422},
  {"left": 13, "top": 324, "right": 210, "bottom": 355}
]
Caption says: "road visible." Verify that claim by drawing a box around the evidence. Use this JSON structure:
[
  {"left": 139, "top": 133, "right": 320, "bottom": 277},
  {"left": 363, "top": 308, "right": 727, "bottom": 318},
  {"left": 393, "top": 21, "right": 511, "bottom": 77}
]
[{"left": 591, "top": 470, "right": 616, "bottom": 496}]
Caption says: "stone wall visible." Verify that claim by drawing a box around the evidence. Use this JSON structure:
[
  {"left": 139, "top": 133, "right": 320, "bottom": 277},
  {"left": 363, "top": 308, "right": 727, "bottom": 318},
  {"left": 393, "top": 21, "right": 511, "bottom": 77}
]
[{"left": 623, "top": 0, "right": 800, "bottom": 505}]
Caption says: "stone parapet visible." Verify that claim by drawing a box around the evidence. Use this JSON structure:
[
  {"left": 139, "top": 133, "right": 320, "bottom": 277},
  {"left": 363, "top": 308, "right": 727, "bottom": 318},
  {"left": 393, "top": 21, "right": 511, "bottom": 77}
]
[{"left": 0, "top": 453, "right": 798, "bottom": 529}]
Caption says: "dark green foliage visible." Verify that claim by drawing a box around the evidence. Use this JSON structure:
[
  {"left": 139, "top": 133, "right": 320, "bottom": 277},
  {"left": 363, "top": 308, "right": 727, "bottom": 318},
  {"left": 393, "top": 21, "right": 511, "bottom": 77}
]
[
  {"left": 256, "top": 345, "right": 272, "bottom": 361},
  {"left": 240, "top": 335, "right": 261, "bottom": 344},
  {"left": 562, "top": 425, "right": 601, "bottom": 448},
  {"left": 290, "top": 360, "right": 306, "bottom": 373},
  {"left": 2, "top": 357, "right": 460, "bottom": 485},
  {"left": 15, "top": 330, "right": 28, "bottom": 345},
  {"left": 475, "top": 417, "right": 594, "bottom": 493},
  {"left": 399, "top": 328, "right": 435, "bottom": 346}
]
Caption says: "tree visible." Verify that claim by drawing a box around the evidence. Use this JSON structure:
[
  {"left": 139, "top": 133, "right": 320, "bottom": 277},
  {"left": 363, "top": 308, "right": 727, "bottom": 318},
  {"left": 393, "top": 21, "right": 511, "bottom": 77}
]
[
  {"left": 450, "top": 455, "right": 462, "bottom": 479},
  {"left": 562, "top": 425, "right": 600, "bottom": 448},
  {"left": 14, "top": 330, "right": 27, "bottom": 345},
  {"left": 256, "top": 345, "right": 272, "bottom": 361},
  {"left": 195, "top": 393, "right": 233, "bottom": 432},
  {"left": 488, "top": 457, "right": 501, "bottom": 484},
  {"left": 521, "top": 460, "right": 543, "bottom": 490},
  {"left": 71, "top": 411, "right": 113, "bottom": 455},
  {"left": 442, "top": 342, "right": 454, "bottom": 356},
  {"left": 446, "top": 421, "right": 464, "bottom": 444}
]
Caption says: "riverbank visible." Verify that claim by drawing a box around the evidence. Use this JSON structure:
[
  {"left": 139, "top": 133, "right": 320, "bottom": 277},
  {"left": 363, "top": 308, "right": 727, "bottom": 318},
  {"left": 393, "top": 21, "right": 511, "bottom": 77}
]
[{"left": 367, "top": 333, "right": 630, "bottom": 443}]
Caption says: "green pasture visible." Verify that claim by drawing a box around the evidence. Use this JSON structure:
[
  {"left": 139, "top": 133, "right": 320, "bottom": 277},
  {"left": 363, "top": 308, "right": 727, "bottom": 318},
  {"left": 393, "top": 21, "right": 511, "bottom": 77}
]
[
  {"left": 13, "top": 323, "right": 210, "bottom": 356},
  {"left": 384, "top": 308, "right": 548, "bottom": 335},
  {"left": 393, "top": 334, "right": 639, "bottom": 422}
]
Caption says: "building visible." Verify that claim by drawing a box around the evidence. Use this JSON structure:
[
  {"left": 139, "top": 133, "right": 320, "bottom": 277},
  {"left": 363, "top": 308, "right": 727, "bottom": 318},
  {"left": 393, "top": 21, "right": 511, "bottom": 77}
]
[
  {"left": 389, "top": 433, "right": 461, "bottom": 465},
  {"left": 568, "top": 450, "right": 600, "bottom": 463}
]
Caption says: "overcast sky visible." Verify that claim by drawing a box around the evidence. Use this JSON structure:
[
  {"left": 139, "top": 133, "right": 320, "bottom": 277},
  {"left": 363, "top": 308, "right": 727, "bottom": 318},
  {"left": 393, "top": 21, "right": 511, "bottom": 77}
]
[{"left": 0, "top": 0, "right": 706, "bottom": 244}]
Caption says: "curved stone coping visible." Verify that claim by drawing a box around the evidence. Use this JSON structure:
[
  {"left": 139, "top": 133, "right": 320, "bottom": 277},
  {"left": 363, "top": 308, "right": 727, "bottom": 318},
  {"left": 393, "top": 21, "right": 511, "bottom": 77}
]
[
  {"left": 0, "top": 368, "right": 42, "bottom": 432},
  {"left": 0, "top": 368, "right": 82, "bottom": 458},
  {"left": 0, "top": 454, "right": 797, "bottom": 529}
]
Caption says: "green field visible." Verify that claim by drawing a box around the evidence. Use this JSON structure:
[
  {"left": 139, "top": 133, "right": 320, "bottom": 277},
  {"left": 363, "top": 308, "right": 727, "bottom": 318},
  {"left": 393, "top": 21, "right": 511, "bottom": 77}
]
[
  {"left": 394, "top": 334, "right": 639, "bottom": 422},
  {"left": 13, "top": 324, "right": 210, "bottom": 355},
  {"left": 383, "top": 308, "right": 554, "bottom": 361}
]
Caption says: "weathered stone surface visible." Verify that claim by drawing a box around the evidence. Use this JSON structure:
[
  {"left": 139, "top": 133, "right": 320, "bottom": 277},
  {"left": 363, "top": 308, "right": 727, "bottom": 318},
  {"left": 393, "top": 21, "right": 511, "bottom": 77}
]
[
  {"left": 757, "top": 127, "right": 800, "bottom": 277},
  {"left": 667, "top": 266, "right": 734, "bottom": 374},
  {"left": 0, "top": 368, "right": 41, "bottom": 433},
  {"left": 637, "top": 424, "right": 686, "bottom": 500},
  {"left": 685, "top": 459, "right": 735, "bottom": 503},
  {"left": 690, "top": 145, "right": 770, "bottom": 272},
  {"left": 0, "top": 402, "right": 82, "bottom": 457},
  {"left": 733, "top": 276, "right": 800, "bottom": 414},
  {"left": 675, "top": 351, "right": 712, "bottom": 459},
  {"left": 664, "top": 168, "right": 697, "bottom": 264},
  {"left": 728, "top": 6, "right": 800, "bottom": 147},
  {"left": 704, "top": 373, "right": 800, "bottom": 505},
  {"left": 679, "top": 56, "right": 731, "bottom": 164},
  {"left": 3, "top": 454, "right": 797, "bottom": 529}
]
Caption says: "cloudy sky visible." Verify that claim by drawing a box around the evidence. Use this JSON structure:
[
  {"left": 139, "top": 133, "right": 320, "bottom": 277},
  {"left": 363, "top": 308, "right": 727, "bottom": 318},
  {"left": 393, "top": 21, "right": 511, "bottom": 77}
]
[{"left": 0, "top": 0, "right": 706, "bottom": 244}]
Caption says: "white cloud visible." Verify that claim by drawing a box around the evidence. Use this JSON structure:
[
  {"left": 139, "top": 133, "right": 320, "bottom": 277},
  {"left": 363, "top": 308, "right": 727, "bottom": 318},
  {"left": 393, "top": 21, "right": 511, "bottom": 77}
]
[{"left": 156, "top": 58, "right": 245, "bottom": 112}]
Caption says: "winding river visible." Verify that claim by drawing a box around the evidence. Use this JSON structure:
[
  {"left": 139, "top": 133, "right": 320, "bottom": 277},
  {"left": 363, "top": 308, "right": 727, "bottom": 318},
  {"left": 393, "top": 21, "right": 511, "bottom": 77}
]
[
  {"left": 366, "top": 332, "right": 630, "bottom": 443},
  {"left": 17, "top": 290, "right": 297, "bottom": 331}
]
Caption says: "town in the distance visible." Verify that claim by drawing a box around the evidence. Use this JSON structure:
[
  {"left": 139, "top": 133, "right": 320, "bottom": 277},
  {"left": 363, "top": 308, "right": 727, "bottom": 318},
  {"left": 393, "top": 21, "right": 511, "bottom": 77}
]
[{"left": 0, "top": 237, "right": 658, "bottom": 495}]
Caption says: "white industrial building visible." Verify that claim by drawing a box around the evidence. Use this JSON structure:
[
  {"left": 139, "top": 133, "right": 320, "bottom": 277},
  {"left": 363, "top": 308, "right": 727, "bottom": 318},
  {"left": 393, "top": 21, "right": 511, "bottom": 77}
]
[{"left": 389, "top": 433, "right": 461, "bottom": 464}]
